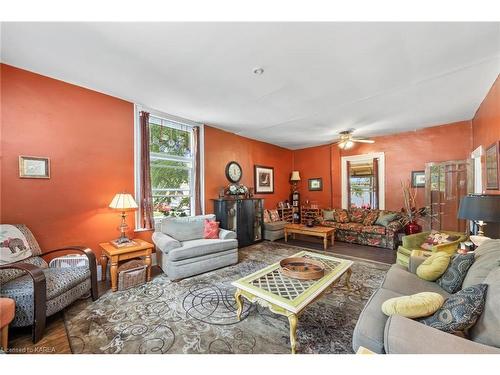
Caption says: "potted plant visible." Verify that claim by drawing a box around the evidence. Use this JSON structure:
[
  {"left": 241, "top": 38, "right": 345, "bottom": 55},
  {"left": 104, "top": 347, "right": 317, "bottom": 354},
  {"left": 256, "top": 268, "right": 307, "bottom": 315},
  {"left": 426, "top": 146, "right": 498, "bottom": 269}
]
[
  {"left": 399, "top": 180, "right": 433, "bottom": 234},
  {"left": 224, "top": 184, "right": 249, "bottom": 199}
]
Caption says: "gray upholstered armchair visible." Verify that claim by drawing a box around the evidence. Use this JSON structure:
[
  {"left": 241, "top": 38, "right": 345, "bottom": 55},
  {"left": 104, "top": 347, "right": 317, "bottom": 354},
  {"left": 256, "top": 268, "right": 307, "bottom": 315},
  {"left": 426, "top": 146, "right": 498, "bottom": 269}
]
[{"left": 0, "top": 224, "right": 98, "bottom": 343}]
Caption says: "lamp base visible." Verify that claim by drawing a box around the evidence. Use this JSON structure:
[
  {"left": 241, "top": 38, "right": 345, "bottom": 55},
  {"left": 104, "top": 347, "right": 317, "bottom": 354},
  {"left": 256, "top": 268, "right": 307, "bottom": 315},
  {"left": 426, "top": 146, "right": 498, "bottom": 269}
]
[{"left": 114, "top": 234, "right": 132, "bottom": 244}]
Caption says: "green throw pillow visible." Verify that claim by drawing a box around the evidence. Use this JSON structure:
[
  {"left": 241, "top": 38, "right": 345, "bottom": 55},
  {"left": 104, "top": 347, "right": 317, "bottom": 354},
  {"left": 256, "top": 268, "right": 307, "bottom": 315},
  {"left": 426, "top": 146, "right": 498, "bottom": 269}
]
[
  {"left": 382, "top": 292, "right": 444, "bottom": 318},
  {"left": 322, "top": 209, "right": 335, "bottom": 221},
  {"left": 416, "top": 252, "right": 451, "bottom": 281},
  {"left": 375, "top": 212, "right": 399, "bottom": 227}
]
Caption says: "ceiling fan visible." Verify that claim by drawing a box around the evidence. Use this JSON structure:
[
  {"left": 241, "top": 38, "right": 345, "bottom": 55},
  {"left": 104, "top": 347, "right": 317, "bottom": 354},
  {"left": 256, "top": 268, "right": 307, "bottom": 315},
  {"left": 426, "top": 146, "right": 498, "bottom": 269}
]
[{"left": 334, "top": 130, "right": 375, "bottom": 150}]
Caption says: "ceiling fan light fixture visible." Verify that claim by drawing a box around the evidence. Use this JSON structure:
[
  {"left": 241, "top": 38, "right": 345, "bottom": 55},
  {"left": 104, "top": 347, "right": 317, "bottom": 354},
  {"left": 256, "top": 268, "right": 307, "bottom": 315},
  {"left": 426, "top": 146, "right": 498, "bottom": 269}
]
[{"left": 338, "top": 140, "right": 354, "bottom": 150}]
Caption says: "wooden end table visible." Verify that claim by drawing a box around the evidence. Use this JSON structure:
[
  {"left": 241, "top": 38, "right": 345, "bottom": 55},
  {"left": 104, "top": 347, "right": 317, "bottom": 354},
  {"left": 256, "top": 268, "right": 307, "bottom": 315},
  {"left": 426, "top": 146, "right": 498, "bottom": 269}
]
[
  {"left": 99, "top": 239, "right": 154, "bottom": 292},
  {"left": 284, "top": 223, "right": 335, "bottom": 250}
]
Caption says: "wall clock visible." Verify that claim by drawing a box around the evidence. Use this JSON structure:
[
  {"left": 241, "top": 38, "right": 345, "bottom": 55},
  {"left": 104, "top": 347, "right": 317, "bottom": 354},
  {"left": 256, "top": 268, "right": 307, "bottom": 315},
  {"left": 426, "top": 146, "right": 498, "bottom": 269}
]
[{"left": 225, "top": 161, "right": 242, "bottom": 183}]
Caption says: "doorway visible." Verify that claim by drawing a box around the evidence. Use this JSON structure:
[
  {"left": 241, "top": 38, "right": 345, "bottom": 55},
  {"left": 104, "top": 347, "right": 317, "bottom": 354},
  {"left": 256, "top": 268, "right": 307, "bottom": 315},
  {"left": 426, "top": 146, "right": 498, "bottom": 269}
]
[{"left": 341, "top": 152, "right": 385, "bottom": 210}]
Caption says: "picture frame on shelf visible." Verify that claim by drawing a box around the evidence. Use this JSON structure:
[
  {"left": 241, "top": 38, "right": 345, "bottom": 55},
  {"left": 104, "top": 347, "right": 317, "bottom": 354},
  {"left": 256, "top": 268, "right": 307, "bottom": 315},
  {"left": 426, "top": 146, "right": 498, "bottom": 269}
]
[
  {"left": 308, "top": 178, "right": 323, "bottom": 191},
  {"left": 411, "top": 170, "right": 425, "bottom": 188},
  {"left": 486, "top": 141, "right": 499, "bottom": 190},
  {"left": 254, "top": 165, "right": 274, "bottom": 194},
  {"left": 19, "top": 156, "right": 50, "bottom": 179}
]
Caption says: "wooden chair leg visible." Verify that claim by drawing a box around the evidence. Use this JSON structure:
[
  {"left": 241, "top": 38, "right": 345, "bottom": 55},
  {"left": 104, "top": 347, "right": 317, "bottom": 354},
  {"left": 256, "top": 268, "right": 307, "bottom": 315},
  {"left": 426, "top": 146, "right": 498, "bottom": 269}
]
[{"left": 1, "top": 325, "right": 8, "bottom": 351}]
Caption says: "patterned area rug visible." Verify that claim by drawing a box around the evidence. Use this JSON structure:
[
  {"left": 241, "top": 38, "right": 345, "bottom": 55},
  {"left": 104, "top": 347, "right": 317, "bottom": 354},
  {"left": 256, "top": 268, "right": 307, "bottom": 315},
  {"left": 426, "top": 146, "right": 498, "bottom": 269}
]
[{"left": 64, "top": 242, "right": 390, "bottom": 354}]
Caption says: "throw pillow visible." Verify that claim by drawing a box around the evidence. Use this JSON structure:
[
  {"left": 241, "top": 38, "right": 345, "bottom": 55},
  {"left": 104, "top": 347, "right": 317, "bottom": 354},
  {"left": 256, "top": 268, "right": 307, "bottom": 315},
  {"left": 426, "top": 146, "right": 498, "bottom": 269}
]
[
  {"left": 203, "top": 219, "right": 220, "bottom": 239},
  {"left": 375, "top": 211, "right": 399, "bottom": 227},
  {"left": 363, "top": 210, "right": 379, "bottom": 226},
  {"left": 263, "top": 210, "right": 271, "bottom": 223},
  {"left": 437, "top": 253, "right": 475, "bottom": 294},
  {"left": 268, "top": 209, "right": 280, "bottom": 222},
  {"left": 349, "top": 207, "right": 366, "bottom": 223},
  {"left": 418, "top": 284, "right": 488, "bottom": 333},
  {"left": 416, "top": 252, "right": 451, "bottom": 281},
  {"left": 382, "top": 292, "right": 444, "bottom": 318},
  {"left": 420, "top": 230, "right": 460, "bottom": 251},
  {"left": 322, "top": 209, "right": 335, "bottom": 221},
  {"left": 336, "top": 209, "right": 349, "bottom": 223},
  {"left": 0, "top": 224, "right": 34, "bottom": 265}
]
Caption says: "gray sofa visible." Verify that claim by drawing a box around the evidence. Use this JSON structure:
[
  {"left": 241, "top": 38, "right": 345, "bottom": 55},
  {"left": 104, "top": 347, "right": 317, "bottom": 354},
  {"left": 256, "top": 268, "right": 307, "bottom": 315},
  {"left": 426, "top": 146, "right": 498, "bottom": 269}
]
[
  {"left": 263, "top": 221, "right": 287, "bottom": 241},
  {"left": 152, "top": 214, "right": 238, "bottom": 280},
  {"left": 353, "top": 239, "right": 500, "bottom": 354}
]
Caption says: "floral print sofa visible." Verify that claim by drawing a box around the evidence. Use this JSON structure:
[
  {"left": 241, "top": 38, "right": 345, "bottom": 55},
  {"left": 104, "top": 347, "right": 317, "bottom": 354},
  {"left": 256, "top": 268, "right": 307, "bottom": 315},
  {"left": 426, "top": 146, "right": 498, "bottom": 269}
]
[{"left": 318, "top": 208, "right": 403, "bottom": 250}]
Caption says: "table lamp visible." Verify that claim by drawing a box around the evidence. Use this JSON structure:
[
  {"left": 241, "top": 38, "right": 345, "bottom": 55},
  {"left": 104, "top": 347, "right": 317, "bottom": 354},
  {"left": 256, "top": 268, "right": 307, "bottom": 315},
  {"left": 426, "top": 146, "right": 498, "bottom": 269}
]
[
  {"left": 109, "top": 193, "right": 138, "bottom": 244},
  {"left": 290, "top": 171, "right": 301, "bottom": 192},
  {"left": 458, "top": 194, "right": 500, "bottom": 236}
]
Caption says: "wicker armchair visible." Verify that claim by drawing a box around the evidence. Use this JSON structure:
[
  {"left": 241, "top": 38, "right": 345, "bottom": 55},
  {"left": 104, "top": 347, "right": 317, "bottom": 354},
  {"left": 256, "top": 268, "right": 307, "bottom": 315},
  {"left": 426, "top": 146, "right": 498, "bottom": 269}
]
[{"left": 0, "top": 224, "right": 98, "bottom": 343}]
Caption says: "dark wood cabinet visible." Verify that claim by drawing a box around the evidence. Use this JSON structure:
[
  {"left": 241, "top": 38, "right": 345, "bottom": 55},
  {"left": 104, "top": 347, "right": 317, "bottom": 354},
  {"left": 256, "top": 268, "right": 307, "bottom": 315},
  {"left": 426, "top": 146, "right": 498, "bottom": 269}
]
[{"left": 212, "top": 198, "right": 264, "bottom": 248}]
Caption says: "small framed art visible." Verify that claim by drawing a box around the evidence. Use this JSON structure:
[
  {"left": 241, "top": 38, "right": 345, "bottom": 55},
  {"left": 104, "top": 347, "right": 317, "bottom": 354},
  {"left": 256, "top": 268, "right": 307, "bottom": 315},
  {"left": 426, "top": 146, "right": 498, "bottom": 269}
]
[
  {"left": 308, "top": 178, "right": 323, "bottom": 191},
  {"left": 486, "top": 141, "right": 499, "bottom": 190},
  {"left": 411, "top": 170, "right": 425, "bottom": 188},
  {"left": 254, "top": 165, "right": 274, "bottom": 194},
  {"left": 19, "top": 156, "right": 50, "bottom": 179}
]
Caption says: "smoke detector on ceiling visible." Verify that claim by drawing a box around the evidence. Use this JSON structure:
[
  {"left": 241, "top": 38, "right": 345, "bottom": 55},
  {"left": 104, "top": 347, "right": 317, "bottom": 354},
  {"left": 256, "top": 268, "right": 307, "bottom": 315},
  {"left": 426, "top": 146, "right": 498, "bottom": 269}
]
[{"left": 253, "top": 67, "right": 264, "bottom": 75}]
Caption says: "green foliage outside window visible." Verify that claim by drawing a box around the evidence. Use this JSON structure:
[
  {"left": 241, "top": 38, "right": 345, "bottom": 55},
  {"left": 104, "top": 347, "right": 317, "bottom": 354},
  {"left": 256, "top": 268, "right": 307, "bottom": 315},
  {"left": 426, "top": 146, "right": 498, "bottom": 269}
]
[{"left": 149, "top": 121, "right": 193, "bottom": 217}]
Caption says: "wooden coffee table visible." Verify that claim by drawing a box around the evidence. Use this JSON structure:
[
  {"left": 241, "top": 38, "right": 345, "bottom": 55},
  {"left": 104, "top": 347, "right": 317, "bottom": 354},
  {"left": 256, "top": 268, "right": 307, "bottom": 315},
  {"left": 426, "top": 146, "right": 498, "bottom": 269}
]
[
  {"left": 232, "top": 250, "right": 353, "bottom": 354},
  {"left": 284, "top": 224, "right": 335, "bottom": 250}
]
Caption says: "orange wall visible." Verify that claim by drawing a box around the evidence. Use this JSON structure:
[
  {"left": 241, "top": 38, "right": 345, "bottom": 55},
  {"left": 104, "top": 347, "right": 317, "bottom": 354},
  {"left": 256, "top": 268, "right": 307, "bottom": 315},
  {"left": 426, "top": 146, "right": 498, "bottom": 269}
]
[
  {"left": 293, "top": 144, "right": 338, "bottom": 208},
  {"left": 293, "top": 121, "right": 473, "bottom": 211},
  {"left": 472, "top": 75, "right": 500, "bottom": 195},
  {"left": 1, "top": 64, "right": 138, "bottom": 259},
  {"left": 204, "top": 126, "right": 293, "bottom": 213}
]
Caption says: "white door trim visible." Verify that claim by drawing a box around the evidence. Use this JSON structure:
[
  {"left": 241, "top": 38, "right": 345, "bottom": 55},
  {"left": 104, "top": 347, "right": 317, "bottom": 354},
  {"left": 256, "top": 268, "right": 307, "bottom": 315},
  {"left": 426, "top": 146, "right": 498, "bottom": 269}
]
[
  {"left": 471, "top": 145, "right": 484, "bottom": 194},
  {"left": 341, "top": 152, "right": 385, "bottom": 210}
]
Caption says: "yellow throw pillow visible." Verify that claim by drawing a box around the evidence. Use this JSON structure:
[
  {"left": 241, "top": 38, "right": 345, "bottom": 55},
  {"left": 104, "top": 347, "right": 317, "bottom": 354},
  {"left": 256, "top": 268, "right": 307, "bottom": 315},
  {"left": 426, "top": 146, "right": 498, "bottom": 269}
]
[
  {"left": 416, "top": 251, "right": 451, "bottom": 281},
  {"left": 382, "top": 292, "right": 444, "bottom": 318}
]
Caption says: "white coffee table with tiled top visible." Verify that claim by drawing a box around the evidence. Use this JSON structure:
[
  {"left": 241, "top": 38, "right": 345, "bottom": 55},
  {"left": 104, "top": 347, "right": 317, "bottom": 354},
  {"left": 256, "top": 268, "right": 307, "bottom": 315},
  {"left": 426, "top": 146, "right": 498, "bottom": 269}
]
[{"left": 232, "top": 250, "right": 353, "bottom": 354}]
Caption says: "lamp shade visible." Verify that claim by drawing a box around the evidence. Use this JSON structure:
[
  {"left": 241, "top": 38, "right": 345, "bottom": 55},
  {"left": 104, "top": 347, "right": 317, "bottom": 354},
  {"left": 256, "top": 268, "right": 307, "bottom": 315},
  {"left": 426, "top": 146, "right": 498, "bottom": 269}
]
[
  {"left": 290, "top": 171, "right": 301, "bottom": 181},
  {"left": 458, "top": 194, "right": 500, "bottom": 222},
  {"left": 109, "top": 193, "right": 138, "bottom": 210}
]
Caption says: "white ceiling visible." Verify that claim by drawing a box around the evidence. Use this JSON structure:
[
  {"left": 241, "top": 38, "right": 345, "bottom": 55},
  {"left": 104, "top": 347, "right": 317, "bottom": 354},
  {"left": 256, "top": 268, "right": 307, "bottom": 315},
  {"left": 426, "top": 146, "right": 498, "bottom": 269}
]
[{"left": 1, "top": 22, "right": 499, "bottom": 149}]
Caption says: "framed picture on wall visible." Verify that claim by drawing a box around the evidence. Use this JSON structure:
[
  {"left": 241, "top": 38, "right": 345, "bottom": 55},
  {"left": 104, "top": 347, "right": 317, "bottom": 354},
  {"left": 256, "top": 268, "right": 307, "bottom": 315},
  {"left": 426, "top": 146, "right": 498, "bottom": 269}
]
[
  {"left": 308, "top": 178, "right": 323, "bottom": 191},
  {"left": 254, "top": 165, "right": 274, "bottom": 194},
  {"left": 486, "top": 141, "right": 499, "bottom": 190},
  {"left": 19, "top": 156, "right": 50, "bottom": 179},
  {"left": 411, "top": 170, "right": 425, "bottom": 188}
]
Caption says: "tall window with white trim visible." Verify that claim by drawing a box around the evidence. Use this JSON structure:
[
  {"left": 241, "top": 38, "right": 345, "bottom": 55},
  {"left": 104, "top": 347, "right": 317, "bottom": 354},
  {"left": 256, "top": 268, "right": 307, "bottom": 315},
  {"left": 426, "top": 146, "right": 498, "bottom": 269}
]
[{"left": 148, "top": 114, "right": 195, "bottom": 218}]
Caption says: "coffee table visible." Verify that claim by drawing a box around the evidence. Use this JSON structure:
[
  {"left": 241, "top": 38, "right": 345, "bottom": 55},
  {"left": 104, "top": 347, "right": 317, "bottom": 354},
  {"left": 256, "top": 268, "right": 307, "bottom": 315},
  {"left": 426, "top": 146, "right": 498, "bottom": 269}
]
[
  {"left": 232, "top": 250, "right": 353, "bottom": 354},
  {"left": 284, "top": 223, "right": 335, "bottom": 250}
]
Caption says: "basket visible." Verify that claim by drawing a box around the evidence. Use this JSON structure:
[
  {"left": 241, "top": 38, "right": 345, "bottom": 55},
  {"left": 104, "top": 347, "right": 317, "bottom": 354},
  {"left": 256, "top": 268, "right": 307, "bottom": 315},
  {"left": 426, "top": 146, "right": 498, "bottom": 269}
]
[{"left": 117, "top": 259, "right": 147, "bottom": 291}]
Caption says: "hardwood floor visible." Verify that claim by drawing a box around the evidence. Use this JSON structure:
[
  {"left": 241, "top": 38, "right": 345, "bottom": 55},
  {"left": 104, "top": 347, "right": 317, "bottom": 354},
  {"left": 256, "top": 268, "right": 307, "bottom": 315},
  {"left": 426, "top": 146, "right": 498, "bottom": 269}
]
[
  {"left": 7, "top": 240, "right": 395, "bottom": 354},
  {"left": 276, "top": 235, "right": 397, "bottom": 264}
]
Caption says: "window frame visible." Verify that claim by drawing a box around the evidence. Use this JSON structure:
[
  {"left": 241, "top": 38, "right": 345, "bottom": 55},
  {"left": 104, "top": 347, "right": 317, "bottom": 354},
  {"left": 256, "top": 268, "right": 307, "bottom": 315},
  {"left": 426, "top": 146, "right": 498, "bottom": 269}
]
[{"left": 134, "top": 105, "right": 204, "bottom": 230}]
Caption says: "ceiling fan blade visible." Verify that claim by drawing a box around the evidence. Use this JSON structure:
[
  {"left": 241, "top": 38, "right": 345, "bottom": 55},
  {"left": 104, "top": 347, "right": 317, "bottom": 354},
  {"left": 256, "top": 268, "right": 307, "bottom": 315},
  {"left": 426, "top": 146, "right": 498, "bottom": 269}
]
[{"left": 351, "top": 138, "right": 375, "bottom": 143}]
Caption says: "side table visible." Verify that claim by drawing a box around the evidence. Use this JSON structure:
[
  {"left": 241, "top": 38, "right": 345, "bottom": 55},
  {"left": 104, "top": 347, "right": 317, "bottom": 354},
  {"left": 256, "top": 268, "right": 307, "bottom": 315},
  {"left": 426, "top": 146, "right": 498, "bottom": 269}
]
[{"left": 99, "top": 239, "right": 154, "bottom": 292}]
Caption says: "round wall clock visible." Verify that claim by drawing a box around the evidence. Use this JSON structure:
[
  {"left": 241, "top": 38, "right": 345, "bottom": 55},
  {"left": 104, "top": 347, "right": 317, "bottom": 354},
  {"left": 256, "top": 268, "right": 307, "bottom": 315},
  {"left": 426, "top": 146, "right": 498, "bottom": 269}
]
[{"left": 225, "top": 161, "right": 242, "bottom": 183}]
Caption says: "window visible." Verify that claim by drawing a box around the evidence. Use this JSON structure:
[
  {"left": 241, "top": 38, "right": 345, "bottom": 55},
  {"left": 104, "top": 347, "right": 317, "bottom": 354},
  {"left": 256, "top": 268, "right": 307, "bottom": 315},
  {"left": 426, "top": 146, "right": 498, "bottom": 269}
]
[
  {"left": 147, "top": 113, "right": 195, "bottom": 219},
  {"left": 341, "top": 153, "right": 385, "bottom": 210}
]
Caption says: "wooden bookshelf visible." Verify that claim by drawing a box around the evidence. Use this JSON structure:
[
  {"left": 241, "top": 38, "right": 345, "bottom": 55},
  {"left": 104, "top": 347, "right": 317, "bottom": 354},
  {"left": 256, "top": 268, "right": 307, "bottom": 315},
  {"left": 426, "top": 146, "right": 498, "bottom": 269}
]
[
  {"left": 300, "top": 207, "right": 321, "bottom": 225},
  {"left": 278, "top": 207, "right": 294, "bottom": 223}
]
